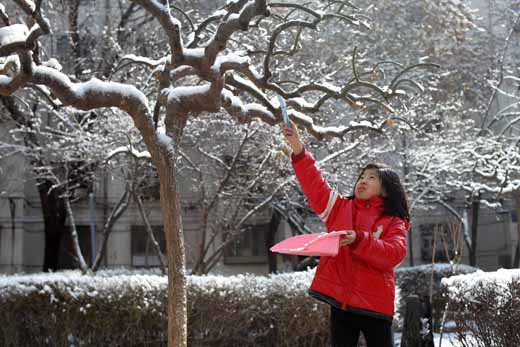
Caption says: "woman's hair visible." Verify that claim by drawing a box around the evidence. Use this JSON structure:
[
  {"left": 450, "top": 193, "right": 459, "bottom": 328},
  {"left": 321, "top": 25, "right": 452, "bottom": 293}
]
[{"left": 352, "top": 163, "right": 410, "bottom": 221}]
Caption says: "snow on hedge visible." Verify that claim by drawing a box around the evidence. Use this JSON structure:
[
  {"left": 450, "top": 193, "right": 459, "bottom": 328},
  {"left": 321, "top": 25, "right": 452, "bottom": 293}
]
[
  {"left": 397, "top": 263, "right": 478, "bottom": 274},
  {"left": 441, "top": 268, "right": 520, "bottom": 301},
  {"left": 0, "top": 269, "right": 167, "bottom": 303},
  {"left": 190, "top": 269, "right": 315, "bottom": 297},
  {"left": 0, "top": 268, "right": 316, "bottom": 300}
]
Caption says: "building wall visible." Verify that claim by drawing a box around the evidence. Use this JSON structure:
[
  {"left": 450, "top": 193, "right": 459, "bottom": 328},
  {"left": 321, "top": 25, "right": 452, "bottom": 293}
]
[
  {"left": 405, "top": 208, "right": 515, "bottom": 271},
  {"left": 0, "top": 121, "right": 26, "bottom": 274},
  {"left": 2, "top": 143, "right": 518, "bottom": 275}
]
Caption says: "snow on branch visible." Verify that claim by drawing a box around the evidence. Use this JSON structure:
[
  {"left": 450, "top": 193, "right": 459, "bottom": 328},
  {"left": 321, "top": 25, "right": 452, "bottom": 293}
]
[
  {"left": 31, "top": 66, "right": 151, "bottom": 118},
  {"left": 220, "top": 88, "right": 275, "bottom": 124},
  {"left": 0, "top": 24, "right": 30, "bottom": 56},
  {"left": 113, "top": 54, "right": 170, "bottom": 76},
  {"left": 105, "top": 146, "right": 152, "bottom": 162}
]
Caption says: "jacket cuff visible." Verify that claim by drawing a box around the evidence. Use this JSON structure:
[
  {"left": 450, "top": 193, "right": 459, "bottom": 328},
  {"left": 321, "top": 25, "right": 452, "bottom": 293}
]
[
  {"left": 350, "top": 230, "right": 366, "bottom": 250},
  {"left": 291, "top": 147, "right": 307, "bottom": 162}
]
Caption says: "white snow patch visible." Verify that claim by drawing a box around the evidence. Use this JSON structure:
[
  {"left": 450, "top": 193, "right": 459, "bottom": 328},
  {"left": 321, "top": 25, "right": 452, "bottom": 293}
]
[
  {"left": 0, "top": 24, "right": 29, "bottom": 46},
  {"left": 42, "top": 58, "right": 63, "bottom": 71},
  {"left": 442, "top": 268, "right": 520, "bottom": 291},
  {"left": 106, "top": 146, "right": 151, "bottom": 161}
]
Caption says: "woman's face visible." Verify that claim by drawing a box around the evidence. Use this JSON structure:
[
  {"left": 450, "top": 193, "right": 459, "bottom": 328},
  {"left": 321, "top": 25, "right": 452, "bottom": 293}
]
[{"left": 354, "top": 168, "right": 383, "bottom": 200}]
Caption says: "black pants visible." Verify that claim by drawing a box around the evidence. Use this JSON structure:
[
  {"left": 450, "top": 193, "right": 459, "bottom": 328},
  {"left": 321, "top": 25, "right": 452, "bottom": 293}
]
[{"left": 330, "top": 306, "right": 393, "bottom": 347}]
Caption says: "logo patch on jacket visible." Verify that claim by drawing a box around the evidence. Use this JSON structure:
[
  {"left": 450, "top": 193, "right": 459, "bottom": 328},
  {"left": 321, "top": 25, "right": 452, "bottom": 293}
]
[{"left": 374, "top": 225, "right": 383, "bottom": 239}]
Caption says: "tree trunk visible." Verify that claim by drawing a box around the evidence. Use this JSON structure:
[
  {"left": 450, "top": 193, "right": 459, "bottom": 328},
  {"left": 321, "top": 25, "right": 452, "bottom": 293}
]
[
  {"left": 92, "top": 186, "right": 131, "bottom": 271},
  {"left": 401, "top": 295, "right": 434, "bottom": 347},
  {"left": 67, "top": 0, "right": 82, "bottom": 77},
  {"left": 266, "top": 207, "right": 281, "bottom": 273},
  {"left": 39, "top": 180, "right": 67, "bottom": 272},
  {"left": 63, "top": 194, "right": 88, "bottom": 273},
  {"left": 513, "top": 191, "right": 520, "bottom": 268},
  {"left": 134, "top": 192, "right": 167, "bottom": 274},
  {"left": 157, "top": 151, "right": 187, "bottom": 347},
  {"left": 408, "top": 225, "right": 414, "bottom": 266},
  {"left": 469, "top": 197, "right": 480, "bottom": 267}
]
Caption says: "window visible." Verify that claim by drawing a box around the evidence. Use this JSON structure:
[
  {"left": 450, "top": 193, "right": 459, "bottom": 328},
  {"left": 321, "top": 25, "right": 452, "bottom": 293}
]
[
  {"left": 224, "top": 224, "right": 269, "bottom": 264},
  {"left": 138, "top": 164, "right": 160, "bottom": 201},
  {"left": 419, "top": 223, "right": 456, "bottom": 262},
  {"left": 131, "top": 225, "right": 166, "bottom": 267}
]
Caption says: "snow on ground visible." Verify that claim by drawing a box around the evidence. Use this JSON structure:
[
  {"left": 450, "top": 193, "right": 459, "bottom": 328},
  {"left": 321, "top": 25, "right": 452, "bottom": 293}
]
[{"left": 394, "top": 332, "right": 471, "bottom": 347}]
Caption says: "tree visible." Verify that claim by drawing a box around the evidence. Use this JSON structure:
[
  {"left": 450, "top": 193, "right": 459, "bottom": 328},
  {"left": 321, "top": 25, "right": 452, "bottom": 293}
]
[
  {"left": 0, "top": 1, "right": 434, "bottom": 345},
  {"left": 0, "top": 0, "right": 152, "bottom": 272}
]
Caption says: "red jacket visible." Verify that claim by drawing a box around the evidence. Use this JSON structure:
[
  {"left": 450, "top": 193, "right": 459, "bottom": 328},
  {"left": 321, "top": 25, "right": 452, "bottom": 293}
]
[{"left": 292, "top": 149, "right": 409, "bottom": 321}]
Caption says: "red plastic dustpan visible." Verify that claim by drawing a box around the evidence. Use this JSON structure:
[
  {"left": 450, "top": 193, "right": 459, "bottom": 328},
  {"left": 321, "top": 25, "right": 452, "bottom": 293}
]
[{"left": 270, "top": 231, "right": 348, "bottom": 257}]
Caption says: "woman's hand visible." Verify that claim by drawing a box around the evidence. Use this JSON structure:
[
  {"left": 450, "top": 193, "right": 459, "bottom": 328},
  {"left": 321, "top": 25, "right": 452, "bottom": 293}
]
[
  {"left": 340, "top": 231, "right": 357, "bottom": 246},
  {"left": 281, "top": 120, "right": 304, "bottom": 155}
]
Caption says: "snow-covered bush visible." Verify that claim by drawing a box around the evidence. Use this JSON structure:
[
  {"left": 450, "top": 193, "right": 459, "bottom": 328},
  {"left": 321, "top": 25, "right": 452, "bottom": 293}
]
[
  {"left": 395, "top": 263, "right": 478, "bottom": 327},
  {"left": 0, "top": 269, "right": 330, "bottom": 346},
  {"left": 2, "top": 266, "right": 448, "bottom": 345},
  {"left": 188, "top": 270, "right": 328, "bottom": 346},
  {"left": 0, "top": 269, "right": 168, "bottom": 346},
  {"left": 442, "top": 269, "right": 520, "bottom": 347}
]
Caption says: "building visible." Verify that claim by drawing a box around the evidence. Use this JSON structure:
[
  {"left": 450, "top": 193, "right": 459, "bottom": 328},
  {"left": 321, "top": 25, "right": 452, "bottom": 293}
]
[{"left": 1, "top": 0, "right": 519, "bottom": 274}]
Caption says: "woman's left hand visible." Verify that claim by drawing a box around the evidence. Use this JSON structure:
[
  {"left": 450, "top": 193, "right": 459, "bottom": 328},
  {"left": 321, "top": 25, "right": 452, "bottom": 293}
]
[{"left": 340, "top": 230, "right": 357, "bottom": 246}]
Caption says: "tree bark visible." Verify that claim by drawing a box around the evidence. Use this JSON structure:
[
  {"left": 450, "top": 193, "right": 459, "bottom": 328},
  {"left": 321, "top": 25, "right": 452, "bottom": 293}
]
[
  {"left": 134, "top": 192, "right": 167, "bottom": 274},
  {"left": 266, "top": 207, "right": 281, "bottom": 273},
  {"left": 67, "top": 0, "right": 82, "bottom": 77},
  {"left": 155, "top": 116, "right": 187, "bottom": 346},
  {"left": 63, "top": 194, "right": 88, "bottom": 273},
  {"left": 39, "top": 180, "right": 67, "bottom": 272},
  {"left": 408, "top": 225, "right": 414, "bottom": 266},
  {"left": 513, "top": 191, "right": 520, "bottom": 268},
  {"left": 92, "top": 186, "right": 131, "bottom": 271},
  {"left": 158, "top": 157, "right": 187, "bottom": 347},
  {"left": 469, "top": 196, "right": 480, "bottom": 267},
  {"left": 401, "top": 295, "right": 434, "bottom": 347}
]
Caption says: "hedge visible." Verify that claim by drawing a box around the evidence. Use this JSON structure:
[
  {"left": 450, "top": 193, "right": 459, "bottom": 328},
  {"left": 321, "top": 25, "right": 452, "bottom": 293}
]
[
  {"left": 0, "top": 263, "right": 478, "bottom": 346},
  {"left": 395, "top": 263, "right": 478, "bottom": 328},
  {"left": 442, "top": 269, "right": 520, "bottom": 347},
  {"left": 0, "top": 269, "right": 329, "bottom": 347}
]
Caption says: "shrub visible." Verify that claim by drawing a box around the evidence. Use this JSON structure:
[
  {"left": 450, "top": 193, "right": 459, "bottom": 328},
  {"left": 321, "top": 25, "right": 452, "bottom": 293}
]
[
  {"left": 188, "top": 271, "right": 329, "bottom": 347},
  {"left": 442, "top": 269, "right": 520, "bottom": 347},
  {"left": 2, "top": 264, "right": 470, "bottom": 346},
  {"left": 395, "top": 263, "right": 478, "bottom": 328},
  {"left": 0, "top": 270, "right": 168, "bottom": 346},
  {"left": 0, "top": 269, "right": 330, "bottom": 347}
]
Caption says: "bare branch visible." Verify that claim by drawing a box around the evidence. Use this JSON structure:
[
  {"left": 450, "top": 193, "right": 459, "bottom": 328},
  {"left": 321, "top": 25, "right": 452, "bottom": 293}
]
[
  {"left": 129, "top": 0, "right": 184, "bottom": 65},
  {"left": 263, "top": 20, "right": 316, "bottom": 82},
  {"left": 0, "top": 5, "right": 10, "bottom": 26},
  {"left": 134, "top": 192, "right": 167, "bottom": 274},
  {"left": 171, "top": 4, "right": 195, "bottom": 32},
  {"left": 12, "top": 0, "right": 51, "bottom": 34},
  {"left": 196, "top": 147, "right": 230, "bottom": 170},
  {"left": 389, "top": 63, "right": 441, "bottom": 92},
  {"left": 480, "top": 14, "right": 520, "bottom": 129},
  {"left": 92, "top": 186, "right": 131, "bottom": 271},
  {"left": 0, "top": 51, "right": 32, "bottom": 94},
  {"left": 187, "top": 14, "right": 221, "bottom": 48},
  {"left": 205, "top": 1, "right": 269, "bottom": 67}
]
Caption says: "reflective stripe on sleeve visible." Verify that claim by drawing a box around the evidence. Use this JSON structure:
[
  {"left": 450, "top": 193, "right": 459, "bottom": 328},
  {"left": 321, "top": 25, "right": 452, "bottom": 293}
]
[{"left": 318, "top": 191, "right": 338, "bottom": 223}]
